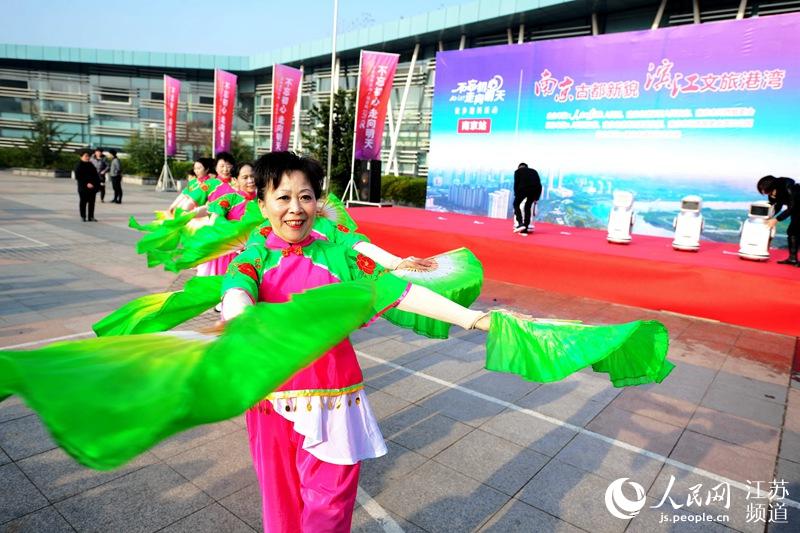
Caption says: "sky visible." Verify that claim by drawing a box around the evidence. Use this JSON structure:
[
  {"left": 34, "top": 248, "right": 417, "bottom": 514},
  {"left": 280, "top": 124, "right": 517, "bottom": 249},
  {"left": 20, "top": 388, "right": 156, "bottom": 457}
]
[{"left": 5, "top": 0, "right": 470, "bottom": 56}]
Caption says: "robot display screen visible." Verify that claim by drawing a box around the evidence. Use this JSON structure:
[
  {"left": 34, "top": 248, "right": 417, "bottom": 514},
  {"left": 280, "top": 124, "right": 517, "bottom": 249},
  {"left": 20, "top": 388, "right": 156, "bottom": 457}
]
[
  {"left": 750, "top": 205, "right": 770, "bottom": 217},
  {"left": 682, "top": 201, "right": 700, "bottom": 210}
]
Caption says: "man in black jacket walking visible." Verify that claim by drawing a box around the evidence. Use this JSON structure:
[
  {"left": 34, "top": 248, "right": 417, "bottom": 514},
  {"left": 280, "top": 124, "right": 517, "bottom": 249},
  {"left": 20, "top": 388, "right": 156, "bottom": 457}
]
[
  {"left": 758, "top": 175, "right": 799, "bottom": 266},
  {"left": 74, "top": 149, "right": 100, "bottom": 221},
  {"left": 513, "top": 162, "right": 542, "bottom": 235}
]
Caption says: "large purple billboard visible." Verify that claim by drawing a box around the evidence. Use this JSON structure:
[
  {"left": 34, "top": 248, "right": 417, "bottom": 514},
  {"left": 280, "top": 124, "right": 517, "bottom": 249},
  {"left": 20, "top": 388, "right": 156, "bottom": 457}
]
[{"left": 426, "top": 14, "right": 800, "bottom": 242}]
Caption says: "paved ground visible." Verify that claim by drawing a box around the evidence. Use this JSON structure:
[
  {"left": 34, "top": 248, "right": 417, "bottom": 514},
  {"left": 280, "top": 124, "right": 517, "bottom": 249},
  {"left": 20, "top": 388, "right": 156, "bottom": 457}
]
[{"left": 0, "top": 171, "right": 798, "bottom": 532}]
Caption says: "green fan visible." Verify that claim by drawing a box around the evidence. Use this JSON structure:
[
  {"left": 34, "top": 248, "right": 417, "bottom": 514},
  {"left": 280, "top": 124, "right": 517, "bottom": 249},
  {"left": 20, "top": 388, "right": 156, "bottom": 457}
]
[
  {"left": 0, "top": 280, "right": 378, "bottom": 470},
  {"left": 129, "top": 209, "right": 197, "bottom": 255},
  {"left": 383, "top": 247, "right": 484, "bottom": 338},
  {"left": 93, "top": 276, "right": 224, "bottom": 337},
  {"left": 155, "top": 202, "right": 265, "bottom": 272},
  {"left": 485, "top": 312, "right": 673, "bottom": 387},
  {"left": 317, "top": 192, "right": 358, "bottom": 230}
]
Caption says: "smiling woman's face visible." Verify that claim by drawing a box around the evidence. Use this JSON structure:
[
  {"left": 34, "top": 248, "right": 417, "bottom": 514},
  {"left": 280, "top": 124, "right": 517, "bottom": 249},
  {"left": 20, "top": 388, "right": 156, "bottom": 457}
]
[{"left": 259, "top": 170, "right": 317, "bottom": 243}]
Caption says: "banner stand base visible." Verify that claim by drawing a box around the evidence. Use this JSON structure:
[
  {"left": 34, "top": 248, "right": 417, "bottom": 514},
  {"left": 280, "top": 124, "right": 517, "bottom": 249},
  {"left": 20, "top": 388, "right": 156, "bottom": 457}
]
[{"left": 155, "top": 161, "right": 176, "bottom": 192}]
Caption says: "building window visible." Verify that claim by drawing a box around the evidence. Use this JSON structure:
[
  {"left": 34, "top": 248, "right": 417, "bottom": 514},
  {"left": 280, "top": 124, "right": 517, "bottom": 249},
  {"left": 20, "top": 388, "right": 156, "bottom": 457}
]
[
  {"left": 151, "top": 91, "right": 164, "bottom": 101},
  {"left": 98, "top": 92, "right": 131, "bottom": 104},
  {"left": 0, "top": 79, "right": 29, "bottom": 90},
  {"left": 199, "top": 96, "right": 214, "bottom": 105}
]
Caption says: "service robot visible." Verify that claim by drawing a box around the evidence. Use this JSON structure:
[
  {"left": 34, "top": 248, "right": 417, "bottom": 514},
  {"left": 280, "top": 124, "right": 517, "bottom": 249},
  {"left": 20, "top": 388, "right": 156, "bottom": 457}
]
[
  {"left": 607, "top": 191, "right": 635, "bottom": 244},
  {"left": 738, "top": 201, "right": 775, "bottom": 261},
  {"left": 672, "top": 195, "right": 703, "bottom": 251}
]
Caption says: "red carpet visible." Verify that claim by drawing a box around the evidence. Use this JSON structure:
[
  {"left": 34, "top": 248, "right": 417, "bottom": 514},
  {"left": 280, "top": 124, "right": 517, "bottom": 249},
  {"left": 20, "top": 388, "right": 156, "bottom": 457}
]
[{"left": 351, "top": 206, "right": 800, "bottom": 337}]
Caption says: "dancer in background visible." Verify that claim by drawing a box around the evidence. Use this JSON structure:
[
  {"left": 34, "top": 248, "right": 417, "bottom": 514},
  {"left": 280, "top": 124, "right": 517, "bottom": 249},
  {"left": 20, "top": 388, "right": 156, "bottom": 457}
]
[
  {"left": 169, "top": 157, "right": 216, "bottom": 215},
  {"left": 209, "top": 152, "right": 237, "bottom": 202}
]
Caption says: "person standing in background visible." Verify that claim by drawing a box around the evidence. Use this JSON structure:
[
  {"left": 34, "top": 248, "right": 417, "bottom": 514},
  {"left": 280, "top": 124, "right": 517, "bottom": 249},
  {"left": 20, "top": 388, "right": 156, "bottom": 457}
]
[
  {"left": 91, "top": 148, "right": 109, "bottom": 203},
  {"left": 758, "top": 175, "right": 799, "bottom": 266},
  {"left": 108, "top": 149, "right": 123, "bottom": 204},
  {"left": 74, "top": 149, "right": 100, "bottom": 221},
  {"left": 513, "top": 162, "right": 542, "bottom": 235}
]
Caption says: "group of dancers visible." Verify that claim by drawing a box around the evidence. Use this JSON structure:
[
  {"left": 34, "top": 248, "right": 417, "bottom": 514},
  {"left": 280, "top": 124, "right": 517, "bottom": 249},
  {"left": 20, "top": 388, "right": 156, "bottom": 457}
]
[{"left": 1, "top": 150, "right": 675, "bottom": 532}]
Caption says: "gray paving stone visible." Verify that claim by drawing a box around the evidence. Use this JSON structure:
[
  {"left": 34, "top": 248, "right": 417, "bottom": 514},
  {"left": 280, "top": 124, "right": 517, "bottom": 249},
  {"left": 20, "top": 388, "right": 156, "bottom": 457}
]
[
  {"left": 363, "top": 387, "right": 411, "bottom": 421},
  {"left": 375, "top": 460, "right": 509, "bottom": 533},
  {"left": 54, "top": 464, "right": 211, "bottom": 533},
  {"left": 0, "top": 448, "right": 8, "bottom": 467},
  {"left": 165, "top": 430, "right": 256, "bottom": 500},
  {"left": 219, "top": 484, "right": 262, "bottom": 532},
  {"left": 0, "top": 396, "right": 33, "bottom": 422},
  {"left": 429, "top": 337, "right": 488, "bottom": 363},
  {"left": 0, "top": 506, "right": 74, "bottom": 533},
  {"left": 358, "top": 441, "right": 428, "bottom": 496},
  {"left": 554, "top": 432, "right": 664, "bottom": 486},
  {"left": 778, "top": 428, "right": 800, "bottom": 463},
  {"left": 701, "top": 384, "right": 786, "bottom": 427},
  {"left": 433, "top": 428, "right": 548, "bottom": 496},
  {"left": 457, "top": 369, "right": 542, "bottom": 403},
  {"left": 479, "top": 498, "right": 584, "bottom": 532},
  {"left": 351, "top": 504, "right": 427, "bottom": 533},
  {"left": 416, "top": 386, "right": 507, "bottom": 427},
  {"left": 480, "top": 407, "right": 578, "bottom": 457},
  {"left": 774, "top": 458, "right": 800, "bottom": 505},
  {"left": 518, "top": 459, "right": 627, "bottom": 533},
  {"left": 712, "top": 372, "right": 788, "bottom": 405},
  {"left": 361, "top": 338, "right": 434, "bottom": 364},
  {"left": 379, "top": 404, "right": 473, "bottom": 459},
  {"left": 368, "top": 368, "right": 447, "bottom": 403},
  {"left": 516, "top": 384, "right": 609, "bottom": 427},
  {"left": 405, "top": 351, "right": 486, "bottom": 382},
  {"left": 17, "top": 447, "right": 157, "bottom": 502},
  {"left": 160, "top": 503, "right": 255, "bottom": 533},
  {"left": 0, "top": 415, "right": 57, "bottom": 461},
  {"left": 0, "top": 463, "right": 49, "bottom": 524},
  {"left": 150, "top": 420, "right": 240, "bottom": 460}
]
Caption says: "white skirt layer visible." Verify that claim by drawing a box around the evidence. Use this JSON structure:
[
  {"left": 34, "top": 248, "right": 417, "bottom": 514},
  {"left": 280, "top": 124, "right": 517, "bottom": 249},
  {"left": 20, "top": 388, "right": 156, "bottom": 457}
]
[{"left": 269, "top": 388, "right": 387, "bottom": 465}]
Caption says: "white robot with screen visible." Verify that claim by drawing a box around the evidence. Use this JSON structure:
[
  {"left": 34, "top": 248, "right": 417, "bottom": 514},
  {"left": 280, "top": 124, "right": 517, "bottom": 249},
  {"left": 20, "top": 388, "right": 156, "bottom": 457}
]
[
  {"left": 738, "top": 201, "right": 775, "bottom": 261},
  {"left": 672, "top": 195, "right": 703, "bottom": 251},
  {"left": 607, "top": 191, "right": 635, "bottom": 244}
]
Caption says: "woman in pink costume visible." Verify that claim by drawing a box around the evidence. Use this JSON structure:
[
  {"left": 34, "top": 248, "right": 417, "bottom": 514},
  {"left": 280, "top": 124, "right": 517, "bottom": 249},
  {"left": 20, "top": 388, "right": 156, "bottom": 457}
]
[
  {"left": 203, "top": 162, "right": 258, "bottom": 277},
  {"left": 208, "top": 151, "right": 238, "bottom": 202},
  {"left": 221, "top": 152, "right": 490, "bottom": 532}
]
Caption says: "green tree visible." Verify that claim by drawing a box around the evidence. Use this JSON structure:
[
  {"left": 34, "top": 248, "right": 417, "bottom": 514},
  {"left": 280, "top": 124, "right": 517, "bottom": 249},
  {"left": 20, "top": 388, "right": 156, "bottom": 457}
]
[
  {"left": 303, "top": 89, "right": 355, "bottom": 195},
  {"left": 24, "top": 109, "right": 75, "bottom": 168},
  {"left": 123, "top": 132, "right": 163, "bottom": 176},
  {"left": 230, "top": 134, "right": 254, "bottom": 165}
]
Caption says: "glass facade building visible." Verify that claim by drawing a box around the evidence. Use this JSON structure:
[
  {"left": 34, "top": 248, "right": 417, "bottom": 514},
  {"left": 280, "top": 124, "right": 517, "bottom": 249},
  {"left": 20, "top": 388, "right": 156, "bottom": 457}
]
[{"left": 1, "top": 0, "right": 797, "bottom": 176}]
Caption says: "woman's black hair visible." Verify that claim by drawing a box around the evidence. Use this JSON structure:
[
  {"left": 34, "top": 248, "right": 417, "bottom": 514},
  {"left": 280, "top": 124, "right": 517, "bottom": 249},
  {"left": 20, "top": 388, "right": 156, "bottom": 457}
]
[
  {"left": 194, "top": 157, "right": 214, "bottom": 173},
  {"left": 253, "top": 151, "right": 324, "bottom": 200},
  {"left": 215, "top": 151, "right": 237, "bottom": 176},
  {"left": 757, "top": 175, "right": 776, "bottom": 195}
]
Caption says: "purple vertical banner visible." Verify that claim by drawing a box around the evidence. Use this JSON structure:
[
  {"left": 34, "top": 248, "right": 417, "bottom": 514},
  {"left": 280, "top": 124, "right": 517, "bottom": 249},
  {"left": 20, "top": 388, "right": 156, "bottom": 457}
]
[
  {"left": 163, "top": 75, "right": 181, "bottom": 157},
  {"left": 271, "top": 64, "right": 303, "bottom": 152},
  {"left": 354, "top": 51, "right": 399, "bottom": 160},
  {"left": 213, "top": 69, "right": 237, "bottom": 154}
]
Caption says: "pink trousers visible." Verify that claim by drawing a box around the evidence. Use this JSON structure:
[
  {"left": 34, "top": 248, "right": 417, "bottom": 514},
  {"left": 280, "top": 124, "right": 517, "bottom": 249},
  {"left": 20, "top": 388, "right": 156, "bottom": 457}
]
[{"left": 245, "top": 401, "right": 360, "bottom": 533}]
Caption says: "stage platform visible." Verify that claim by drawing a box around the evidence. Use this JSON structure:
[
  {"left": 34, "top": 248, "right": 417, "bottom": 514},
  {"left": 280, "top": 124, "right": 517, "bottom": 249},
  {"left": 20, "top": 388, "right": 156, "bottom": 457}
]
[{"left": 350, "top": 206, "right": 800, "bottom": 337}]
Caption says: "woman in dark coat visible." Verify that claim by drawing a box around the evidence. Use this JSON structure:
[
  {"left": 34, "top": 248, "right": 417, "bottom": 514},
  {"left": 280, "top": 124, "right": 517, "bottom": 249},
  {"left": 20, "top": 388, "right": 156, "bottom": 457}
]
[{"left": 74, "top": 149, "right": 100, "bottom": 221}]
